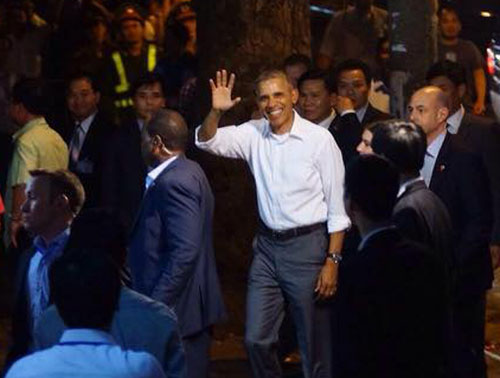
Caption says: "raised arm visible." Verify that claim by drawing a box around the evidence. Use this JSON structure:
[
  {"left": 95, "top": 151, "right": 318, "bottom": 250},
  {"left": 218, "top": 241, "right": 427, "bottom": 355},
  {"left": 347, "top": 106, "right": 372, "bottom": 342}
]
[{"left": 198, "top": 70, "right": 241, "bottom": 142}]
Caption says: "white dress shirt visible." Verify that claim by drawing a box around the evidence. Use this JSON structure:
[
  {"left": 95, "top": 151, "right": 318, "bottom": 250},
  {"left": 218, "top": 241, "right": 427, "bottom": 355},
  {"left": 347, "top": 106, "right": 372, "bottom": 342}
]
[
  {"left": 69, "top": 112, "right": 97, "bottom": 162},
  {"left": 6, "top": 329, "right": 165, "bottom": 378},
  {"left": 447, "top": 105, "right": 465, "bottom": 135},
  {"left": 421, "top": 131, "right": 447, "bottom": 187},
  {"left": 318, "top": 109, "right": 337, "bottom": 129},
  {"left": 195, "top": 111, "right": 350, "bottom": 233}
]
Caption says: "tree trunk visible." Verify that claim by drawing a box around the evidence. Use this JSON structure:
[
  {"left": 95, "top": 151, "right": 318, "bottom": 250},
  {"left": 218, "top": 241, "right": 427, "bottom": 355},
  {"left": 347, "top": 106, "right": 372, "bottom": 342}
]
[{"left": 388, "top": 0, "right": 438, "bottom": 117}]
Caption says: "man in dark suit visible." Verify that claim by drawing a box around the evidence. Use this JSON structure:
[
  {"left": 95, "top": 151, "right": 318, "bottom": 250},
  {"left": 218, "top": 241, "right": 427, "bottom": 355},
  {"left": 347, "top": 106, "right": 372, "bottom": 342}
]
[
  {"left": 129, "top": 109, "right": 226, "bottom": 378},
  {"left": 5, "top": 169, "right": 85, "bottom": 370},
  {"left": 329, "top": 59, "right": 390, "bottom": 164},
  {"left": 427, "top": 59, "right": 500, "bottom": 270},
  {"left": 409, "top": 86, "right": 492, "bottom": 378},
  {"left": 336, "top": 154, "right": 448, "bottom": 378},
  {"left": 369, "top": 120, "right": 454, "bottom": 275},
  {"left": 101, "top": 73, "right": 165, "bottom": 233},
  {"left": 53, "top": 73, "right": 114, "bottom": 208}
]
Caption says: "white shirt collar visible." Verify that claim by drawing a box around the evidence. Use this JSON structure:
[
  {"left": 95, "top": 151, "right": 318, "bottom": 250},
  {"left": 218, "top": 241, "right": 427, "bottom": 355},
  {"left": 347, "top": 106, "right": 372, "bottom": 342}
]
[
  {"left": 145, "top": 155, "right": 179, "bottom": 189},
  {"left": 447, "top": 105, "right": 465, "bottom": 134},
  {"left": 264, "top": 110, "right": 308, "bottom": 140},
  {"left": 397, "top": 176, "right": 424, "bottom": 198},
  {"left": 358, "top": 224, "right": 396, "bottom": 251},
  {"left": 137, "top": 118, "right": 145, "bottom": 133},
  {"left": 426, "top": 130, "right": 447, "bottom": 158},
  {"left": 318, "top": 109, "right": 337, "bottom": 129},
  {"left": 355, "top": 103, "right": 369, "bottom": 123},
  {"left": 59, "top": 329, "right": 116, "bottom": 345}
]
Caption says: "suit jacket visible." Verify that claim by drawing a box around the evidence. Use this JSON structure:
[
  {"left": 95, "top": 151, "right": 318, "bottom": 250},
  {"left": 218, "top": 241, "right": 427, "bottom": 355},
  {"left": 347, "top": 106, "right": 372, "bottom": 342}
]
[
  {"left": 55, "top": 111, "right": 115, "bottom": 208},
  {"left": 335, "top": 228, "right": 449, "bottom": 378},
  {"left": 128, "top": 155, "right": 226, "bottom": 337},
  {"left": 34, "top": 287, "right": 186, "bottom": 377},
  {"left": 329, "top": 103, "right": 390, "bottom": 164},
  {"left": 393, "top": 179, "right": 454, "bottom": 276},
  {"left": 101, "top": 118, "right": 146, "bottom": 234},
  {"left": 429, "top": 133, "right": 493, "bottom": 297},
  {"left": 456, "top": 112, "right": 500, "bottom": 243}
]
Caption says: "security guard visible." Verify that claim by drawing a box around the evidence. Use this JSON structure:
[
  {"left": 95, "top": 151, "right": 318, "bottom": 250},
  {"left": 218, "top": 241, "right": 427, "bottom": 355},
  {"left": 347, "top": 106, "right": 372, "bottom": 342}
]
[{"left": 101, "top": 3, "right": 160, "bottom": 122}]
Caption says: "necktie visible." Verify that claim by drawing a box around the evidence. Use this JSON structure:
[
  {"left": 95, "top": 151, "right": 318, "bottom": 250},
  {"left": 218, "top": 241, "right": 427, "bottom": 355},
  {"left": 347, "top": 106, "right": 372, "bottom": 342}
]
[{"left": 70, "top": 123, "right": 82, "bottom": 164}]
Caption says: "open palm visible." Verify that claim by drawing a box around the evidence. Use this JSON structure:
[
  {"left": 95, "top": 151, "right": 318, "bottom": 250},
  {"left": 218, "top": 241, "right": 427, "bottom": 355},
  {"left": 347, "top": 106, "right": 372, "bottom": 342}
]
[{"left": 210, "top": 70, "right": 241, "bottom": 112}]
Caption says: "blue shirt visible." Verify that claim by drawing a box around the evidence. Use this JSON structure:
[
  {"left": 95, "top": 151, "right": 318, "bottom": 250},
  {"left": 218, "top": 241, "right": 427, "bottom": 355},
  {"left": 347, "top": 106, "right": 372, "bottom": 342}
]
[
  {"left": 421, "top": 131, "right": 446, "bottom": 187},
  {"left": 27, "top": 228, "right": 70, "bottom": 331},
  {"left": 6, "top": 328, "right": 166, "bottom": 378}
]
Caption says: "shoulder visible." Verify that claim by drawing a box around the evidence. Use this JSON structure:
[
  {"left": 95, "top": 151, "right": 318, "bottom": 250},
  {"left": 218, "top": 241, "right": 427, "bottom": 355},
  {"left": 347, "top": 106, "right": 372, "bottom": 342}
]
[
  {"left": 120, "top": 287, "right": 178, "bottom": 324},
  {"left": 6, "top": 349, "right": 52, "bottom": 377},
  {"left": 118, "top": 349, "right": 164, "bottom": 377}
]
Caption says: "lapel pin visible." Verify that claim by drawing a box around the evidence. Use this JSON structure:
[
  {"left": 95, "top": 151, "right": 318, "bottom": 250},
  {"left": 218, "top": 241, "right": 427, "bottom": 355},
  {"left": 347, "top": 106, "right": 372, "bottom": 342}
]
[{"left": 439, "top": 164, "right": 446, "bottom": 172}]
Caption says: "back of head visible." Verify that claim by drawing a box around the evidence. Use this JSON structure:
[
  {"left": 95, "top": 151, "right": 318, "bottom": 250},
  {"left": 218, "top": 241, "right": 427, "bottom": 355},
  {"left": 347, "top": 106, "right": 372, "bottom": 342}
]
[
  {"left": 370, "top": 120, "right": 427, "bottom": 175},
  {"left": 148, "top": 108, "right": 188, "bottom": 151},
  {"left": 49, "top": 249, "right": 121, "bottom": 330},
  {"left": 345, "top": 154, "right": 400, "bottom": 221},
  {"left": 426, "top": 60, "right": 466, "bottom": 87},
  {"left": 11, "top": 78, "right": 49, "bottom": 116},
  {"left": 334, "top": 59, "right": 373, "bottom": 86},
  {"left": 65, "top": 208, "right": 127, "bottom": 269}
]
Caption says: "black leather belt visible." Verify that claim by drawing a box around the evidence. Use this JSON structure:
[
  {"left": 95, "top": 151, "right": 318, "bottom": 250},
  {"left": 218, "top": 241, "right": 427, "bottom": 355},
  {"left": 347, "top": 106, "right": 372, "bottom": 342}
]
[{"left": 258, "top": 222, "right": 326, "bottom": 241}]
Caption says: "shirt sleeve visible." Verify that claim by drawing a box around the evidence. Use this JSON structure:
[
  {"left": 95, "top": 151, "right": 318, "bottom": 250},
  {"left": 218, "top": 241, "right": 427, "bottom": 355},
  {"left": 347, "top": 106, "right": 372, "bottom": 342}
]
[
  {"left": 194, "top": 122, "right": 255, "bottom": 160},
  {"left": 468, "top": 41, "right": 485, "bottom": 70},
  {"left": 10, "top": 138, "right": 39, "bottom": 186},
  {"left": 315, "top": 133, "right": 351, "bottom": 233}
]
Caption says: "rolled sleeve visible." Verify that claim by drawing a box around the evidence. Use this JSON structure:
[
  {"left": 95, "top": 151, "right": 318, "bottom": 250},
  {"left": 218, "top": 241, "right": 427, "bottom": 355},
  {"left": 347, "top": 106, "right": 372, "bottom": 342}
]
[{"left": 316, "top": 135, "right": 351, "bottom": 233}]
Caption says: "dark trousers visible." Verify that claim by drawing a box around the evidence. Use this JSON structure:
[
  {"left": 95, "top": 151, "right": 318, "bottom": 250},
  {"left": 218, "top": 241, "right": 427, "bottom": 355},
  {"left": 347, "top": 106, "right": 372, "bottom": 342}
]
[
  {"left": 183, "top": 328, "right": 212, "bottom": 378},
  {"left": 244, "top": 229, "right": 332, "bottom": 378},
  {"left": 451, "top": 292, "right": 487, "bottom": 378}
]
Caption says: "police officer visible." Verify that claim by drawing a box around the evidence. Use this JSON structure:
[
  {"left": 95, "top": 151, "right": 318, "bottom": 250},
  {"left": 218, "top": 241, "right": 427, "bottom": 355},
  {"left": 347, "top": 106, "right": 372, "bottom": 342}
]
[{"left": 101, "top": 3, "right": 160, "bottom": 122}]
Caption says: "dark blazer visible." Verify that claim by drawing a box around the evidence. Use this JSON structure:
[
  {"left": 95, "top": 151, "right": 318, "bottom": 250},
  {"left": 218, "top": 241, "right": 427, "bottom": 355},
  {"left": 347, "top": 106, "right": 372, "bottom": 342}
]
[
  {"left": 5, "top": 248, "right": 37, "bottom": 370},
  {"left": 101, "top": 118, "right": 146, "bottom": 233},
  {"left": 329, "top": 103, "right": 390, "bottom": 164},
  {"left": 56, "top": 111, "right": 115, "bottom": 208},
  {"left": 456, "top": 112, "right": 500, "bottom": 243},
  {"left": 393, "top": 179, "right": 454, "bottom": 275},
  {"left": 128, "top": 155, "right": 226, "bottom": 337},
  {"left": 335, "top": 228, "right": 449, "bottom": 378},
  {"left": 429, "top": 133, "right": 493, "bottom": 297}
]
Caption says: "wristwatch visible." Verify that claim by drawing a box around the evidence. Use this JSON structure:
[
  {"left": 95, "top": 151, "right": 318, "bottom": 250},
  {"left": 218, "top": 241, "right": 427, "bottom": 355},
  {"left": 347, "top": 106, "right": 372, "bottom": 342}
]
[{"left": 326, "top": 252, "right": 342, "bottom": 264}]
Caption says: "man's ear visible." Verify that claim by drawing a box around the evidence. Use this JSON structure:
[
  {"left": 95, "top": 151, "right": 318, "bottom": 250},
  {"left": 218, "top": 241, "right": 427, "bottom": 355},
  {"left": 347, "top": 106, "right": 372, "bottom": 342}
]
[
  {"left": 330, "top": 93, "right": 337, "bottom": 109},
  {"left": 291, "top": 87, "right": 299, "bottom": 105},
  {"left": 95, "top": 91, "right": 101, "bottom": 104},
  {"left": 437, "top": 106, "right": 450, "bottom": 123}
]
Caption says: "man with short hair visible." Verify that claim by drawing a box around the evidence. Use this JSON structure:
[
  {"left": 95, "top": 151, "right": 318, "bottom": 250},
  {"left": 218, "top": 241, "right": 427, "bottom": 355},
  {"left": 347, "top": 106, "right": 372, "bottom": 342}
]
[
  {"left": 5, "top": 79, "right": 68, "bottom": 249},
  {"left": 336, "top": 154, "right": 448, "bottom": 377},
  {"left": 53, "top": 73, "right": 114, "bottom": 209},
  {"left": 409, "top": 86, "right": 492, "bottom": 378},
  {"left": 196, "top": 69, "right": 349, "bottom": 378},
  {"left": 6, "top": 169, "right": 84, "bottom": 368},
  {"left": 427, "top": 60, "right": 500, "bottom": 269},
  {"left": 438, "top": 5, "right": 486, "bottom": 115},
  {"left": 6, "top": 248, "right": 165, "bottom": 378},
  {"left": 101, "top": 73, "right": 166, "bottom": 232},
  {"left": 130, "top": 109, "right": 225, "bottom": 378},
  {"left": 297, "top": 69, "right": 336, "bottom": 128}
]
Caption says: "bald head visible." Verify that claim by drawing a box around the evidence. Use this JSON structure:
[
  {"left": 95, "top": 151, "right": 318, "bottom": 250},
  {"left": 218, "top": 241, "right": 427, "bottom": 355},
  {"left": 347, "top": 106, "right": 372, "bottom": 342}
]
[
  {"left": 148, "top": 109, "right": 188, "bottom": 152},
  {"left": 413, "top": 86, "right": 449, "bottom": 108}
]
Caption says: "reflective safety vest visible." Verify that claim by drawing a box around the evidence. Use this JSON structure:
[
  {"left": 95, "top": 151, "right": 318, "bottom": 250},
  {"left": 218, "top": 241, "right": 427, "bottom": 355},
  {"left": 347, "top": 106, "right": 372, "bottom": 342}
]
[{"left": 112, "top": 44, "right": 157, "bottom": 109}]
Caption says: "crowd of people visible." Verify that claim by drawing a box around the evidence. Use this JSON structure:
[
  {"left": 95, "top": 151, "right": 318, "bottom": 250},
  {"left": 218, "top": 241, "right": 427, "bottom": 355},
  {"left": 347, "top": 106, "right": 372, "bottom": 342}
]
[{"left": 0, "top": 0, "right": 499, "bottom": 377}]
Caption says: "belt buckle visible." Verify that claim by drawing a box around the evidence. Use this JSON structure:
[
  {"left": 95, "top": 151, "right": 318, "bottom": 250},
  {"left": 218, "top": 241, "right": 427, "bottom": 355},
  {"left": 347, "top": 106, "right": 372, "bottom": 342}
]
[{"left": 272, "top": 229, "right": 288, "bottom": 240}]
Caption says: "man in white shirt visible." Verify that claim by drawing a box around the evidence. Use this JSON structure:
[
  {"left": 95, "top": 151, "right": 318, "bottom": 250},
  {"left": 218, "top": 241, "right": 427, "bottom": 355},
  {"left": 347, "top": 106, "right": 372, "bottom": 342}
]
[
  {"left": 297, "top": 69, "right": 336, "bottom": 129},
  {"left": 196, "top": 69, "right": 350, "bottom": 378}
]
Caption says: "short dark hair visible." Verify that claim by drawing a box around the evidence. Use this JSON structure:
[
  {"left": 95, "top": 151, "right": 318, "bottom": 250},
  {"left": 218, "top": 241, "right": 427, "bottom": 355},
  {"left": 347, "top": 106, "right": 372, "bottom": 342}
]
[
  {"left": 254, "top": 69, "right": 291, "bottom": 93},
  {"left": 345, "top": 154, "right": 400, "bottom": 221},
  {"left": 370, "top": 120, "right": 427, "bottom": 175},
  {"left": 297, "top": 69, "right": 335, "bottom": 93},
  {"left": 131, "top": 72, "right": 167, "bottom": 98},
  {"left": 334, "top": 59, "right": 373, "bottom": 87},
  {"left": 426, "top": 60, "right": 466, "bottom": 87},
  {"left": 65, "top": 208, "right": 127, "bottom": 269},
  {"left": 148, "top": 108, "right": 188, "bottom": 151},
  {"left": 66, "top": 71, "right": 101, "bottom": 94},
  {"left": 11, "top": 78, "right": 49, "bottom": 116},
  {"left": 49, "top": 249, "right": 121, "bottom": 329},
  {"left": 438, "top": 4, "right": 460, "bottom": 19},
  {"left": 283, "top": 53, "right": 312, "bottom": 70},
  {"left": 29, "top": 169, "right": 85, "bottom": 215}
]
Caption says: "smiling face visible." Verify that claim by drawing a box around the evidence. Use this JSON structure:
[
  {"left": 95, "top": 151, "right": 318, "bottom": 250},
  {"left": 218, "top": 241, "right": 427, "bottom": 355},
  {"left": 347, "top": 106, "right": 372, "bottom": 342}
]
[
  {"left": 298, "top": 79, "right": 335, "bottom": 124},
  {"left": 256, "top": 75, "right": 298, "bottom": 134}
]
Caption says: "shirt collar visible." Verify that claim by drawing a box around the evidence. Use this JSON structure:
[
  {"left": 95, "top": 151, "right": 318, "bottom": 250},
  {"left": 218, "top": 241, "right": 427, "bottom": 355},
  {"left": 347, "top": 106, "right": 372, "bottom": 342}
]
[
  {"left": 59, "top": 329, "right": 116, "bottom": 345},
  {"left": 75, "top": 112, "right": 97, "bottom": 134},
  {"left": 318, "top": 109, "right": 336, "bottom": 129},
  {"left": 264, "top": 110, "right": 307, "bottom": 141},
  {"left": 397, "top": 176, "right": 424, "bottom": 198},
  {"left": 137, "top": 118, "right": 145, "bottom": 133},
  {"left": 12, "top": 117, "right": 46, "bottom": 140},
  {"left": 355, "top": 103, "right": 369, "bottom": 123},
  {"left": 33, "top": 228, "right": 70, "bottom": 257},
  {"left": 426, "top": 130, "right": 447, "bottom": 159},
  {"left": 358, "top": 224, "right": 396, "bottom": 251},
  {"left": 446, "top": 105, "right": 465, "bottom": 134},
  {"left": 146, "top": 155, "right": 179, "bottom": 188}
]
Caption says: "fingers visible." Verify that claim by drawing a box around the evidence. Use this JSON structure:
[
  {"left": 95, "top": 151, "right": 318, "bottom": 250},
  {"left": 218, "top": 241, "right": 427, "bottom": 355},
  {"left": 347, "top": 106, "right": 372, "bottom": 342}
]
[
  {"left": 221, "top": 69, "right": 228, "bottom": 87},
  {"left": 209, "top": 79, "right": 216, "bottom": 92},
  {"left": 315, "top": 275, "right": 336, "bottom": 300},
  {"left": 228, "top": 73, "right": 236, "bottom": 91},
  {"left": 214, "top": 70, "right": 236, "bottom": 89},
  {"left": 215, "top": 70, "right": 222, "bottom": 87},
  {"left": 232, "top": 97, "right": 242, "bottom": 106}
]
